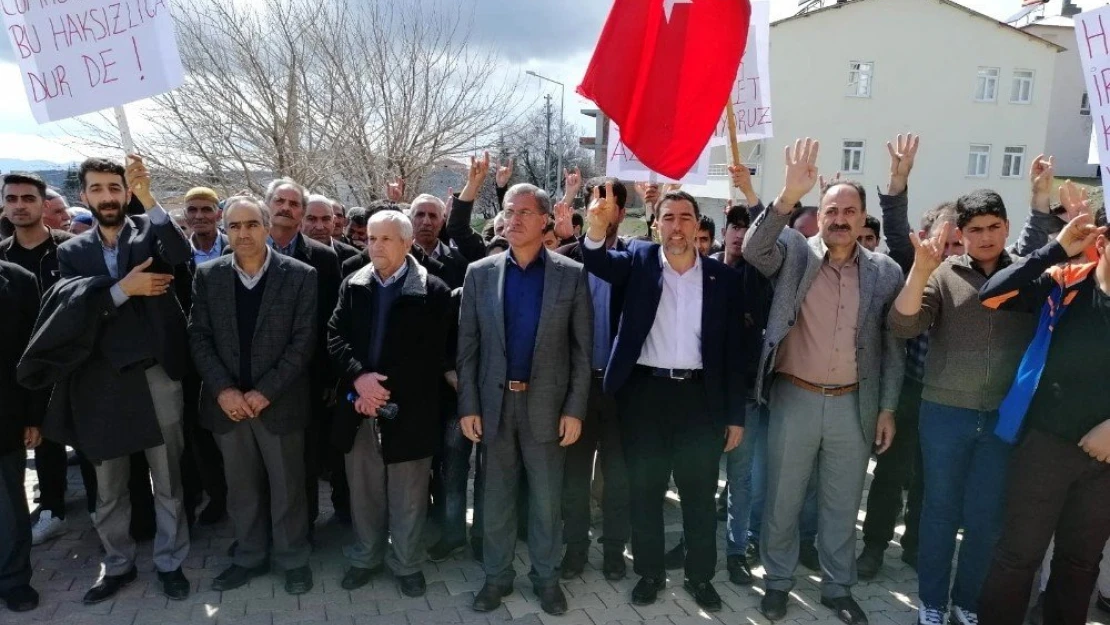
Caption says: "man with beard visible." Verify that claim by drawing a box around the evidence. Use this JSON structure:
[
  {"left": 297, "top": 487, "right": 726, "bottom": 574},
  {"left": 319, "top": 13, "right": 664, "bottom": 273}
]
[
  {"left": 43, "top": 189, "right": 70, "bottom": 231},
  {"left": 304, "top": 194, "right": 360, "bottom": 264},
  {"left": 744, "top": 140, "right": 905, "bottom": 625},
  {"left": 264, "top": 178, "right": 343, "bottom": 532},
  {"left": 410, "top": 194, "right": 466, "bottom": 289},
  {"left": 184, "top": 187, "right": 227, "bottom": 266},
  {"left": 581, "top": 184, "right": 745, "bottom": 612},
  {"left": 56, "top": 156, "right": 193, "bottom": 604},
  {"left": 0, "top": 174, "right": 98, "bottom": 547}
]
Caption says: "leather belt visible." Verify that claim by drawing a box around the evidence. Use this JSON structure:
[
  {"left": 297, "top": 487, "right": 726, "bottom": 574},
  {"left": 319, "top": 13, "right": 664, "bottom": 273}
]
[
  {"left": 506, "top": 380, "right": 529, "bottom": 392},
  {"left": 636, "top": 365, "right": 703, "bottom": 381},
  {"left": 592, "top": 369, "right": 606, "bottom": 379},
  {"left": 781, "top": 374, "right": 859, "bottom": 397}
]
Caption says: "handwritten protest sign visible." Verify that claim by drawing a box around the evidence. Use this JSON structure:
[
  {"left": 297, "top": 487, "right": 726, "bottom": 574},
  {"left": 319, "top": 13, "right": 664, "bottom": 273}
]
[
  {"left": 606, "top": 120, "right": 710, "bottom": 185},
  {"left": 2, "top": 0, "right": 184, "bottom": 123},
  {"left": 712, "top": 0, "right": 772, "bottom": 145},
  {"left": 1077, "top": 6, "right": 1110, "bottom": 191}
]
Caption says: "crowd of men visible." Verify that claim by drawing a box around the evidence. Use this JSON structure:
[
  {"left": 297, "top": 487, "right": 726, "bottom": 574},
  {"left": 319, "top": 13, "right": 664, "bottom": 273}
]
[{"left": 0, "top": 134, "right": 1109, "bottom": 625}]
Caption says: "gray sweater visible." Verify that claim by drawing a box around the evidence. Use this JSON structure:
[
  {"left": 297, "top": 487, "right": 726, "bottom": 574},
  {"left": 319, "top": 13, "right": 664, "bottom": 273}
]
[{"left": 888, "top": 253, "right": 1038, "bottom": 411}]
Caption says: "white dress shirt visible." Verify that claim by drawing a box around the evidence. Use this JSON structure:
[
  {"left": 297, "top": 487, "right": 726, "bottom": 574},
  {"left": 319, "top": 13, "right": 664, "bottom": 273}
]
[
  {"left": 638, "top": 247, "right": 703, "bottom": 369},
  {"left": 232, "top": 246, "right": 273, "bottom": 289}
]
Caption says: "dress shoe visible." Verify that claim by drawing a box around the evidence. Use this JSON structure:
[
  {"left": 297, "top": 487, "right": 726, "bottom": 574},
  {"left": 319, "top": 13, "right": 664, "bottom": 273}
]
[
  {"left": 284, "top": 566, "right": 314, "bottom": 595},
  {"left": 821, "top": 595, "right": 869, "bottom": 625},
  {"left": 631, "top": 576, "right": 666, "bottom": 606},
  {"left": 536, "top": 584, "right": 568, "bottom": 616},
  {"left": 340, "top": 565, "right": 382, "bottom": 590},
  {"left": 856, "top": 544, "right": 884, "bottom": 581},
  {"left": 398, "top": 572, "right": 426, "bottom": 598},
  {"left": 761, "top": 589, "right": 789, "bottom": 621},
  {"left": 472, "top": 582, "right": 512, "bottom": 612},
  {"left": 560, "top": 548, "right": 588, "bottom": 579},
  {"left": 83, "top": 567, "right": 138, "bottom": 604},
  {"left": 799, "top": 540, "right": 821, "bottom": 571},
  {"left": 158, "top": 568, "right": 190, "bottom": 600},
  {"left": 726, "top": 554, "right": 752, "bottom": 586},
  {"left": 198, "top": 501, "right": 227, "bottom": 525},
  {"left": 684, "top": 579, "right": 722, "bottom": 612},
  {"left": 663, "top": 539, "right": 686, "bottom": 570},
  {"left": 212, "top": 563, "right": 271, "bottom": 591},
  {"left": 427, "top": 539, "right": 467, "bottom": 563},
  {"left": 1, "top": 585, "right": 39, "bottom": 612},
  {"left": 602, "top": 547, "right": 627, "bottom": 581}
]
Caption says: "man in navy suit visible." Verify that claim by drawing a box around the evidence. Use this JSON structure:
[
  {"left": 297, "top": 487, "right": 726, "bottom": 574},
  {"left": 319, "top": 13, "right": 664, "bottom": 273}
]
[{"left": 580, "top": 184, "right": 746, "bottom": 612}]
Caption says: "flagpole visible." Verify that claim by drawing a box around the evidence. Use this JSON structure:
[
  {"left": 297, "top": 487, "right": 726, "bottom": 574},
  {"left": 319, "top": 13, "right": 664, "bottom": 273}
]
[{"left": 724, "top": 103, "right": 741, "bottom": 203}]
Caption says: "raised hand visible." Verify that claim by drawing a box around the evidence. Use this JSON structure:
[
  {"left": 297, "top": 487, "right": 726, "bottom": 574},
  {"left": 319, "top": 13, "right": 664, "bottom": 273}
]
[
  {"left": 909, "top": 221, "right": 951, "bottom": 277},
  {"left": 779, "top": 138, "right": 819, "bottom": 210},
  {"left": 563, "top": 167, "right": 582, "bottom": 200},
  {"left": 1058, "top": 180, "right": 1091, "bottom": 223},
  {"left": 495, "top": 157, "right": 514, "bottom": 188},
  {"left": 386, "top": 176, "right": 405, "bottom": 202},
  {"left": 118, "top": 257, "right": 173, "bottom": 297},
  {"left": 819, "top": 171, "right": 843, "bottom": 195},
  {"left": 125, "top": 153, "right": 157, "bottom": 209},
  {"left": 444, "top": 187, "right": 454, "bottom": 217},
  {"left": 459, "top": 152, "right": 491, "bottom": 202},
  {"left": 1055, "top": 212, "right": 1105, "bottom": 258},
  {"left": 553, "top": 201, "right": 575, "bottom": 240},
  {"left": 1030, "top": 154, "right": 1055, "bottom": 213},
  {"left": 886, "top": 133, "right": 919, "bottom": 195},
  {"left": 586, "top": 181, "right": 620, "bottom": 241}
]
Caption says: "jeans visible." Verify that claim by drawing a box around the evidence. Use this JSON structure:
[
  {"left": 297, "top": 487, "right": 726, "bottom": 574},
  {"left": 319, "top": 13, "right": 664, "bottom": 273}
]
[
  {"left": 440, "top": 418, "right": 477, "bottom": 546},
  {"left": 917, "top": 401, "right": 1011, "bottom": 611},
  {"left": 724, "top": 397, "right": 758, "bottom": 556},
  {"left": 749, "top": 402, "right": 818, "bottom": 544},
  {"left": 979, "top": 428, "right": 1110, "bottom": 625}
]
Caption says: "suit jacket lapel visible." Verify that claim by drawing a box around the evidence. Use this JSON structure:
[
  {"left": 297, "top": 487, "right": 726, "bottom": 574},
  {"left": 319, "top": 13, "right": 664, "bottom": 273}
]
[
  {"left": 217, "top": 261, "right": 240, "bottom": 348},
  {"left": 491, "top": 254, "right": 508, "bottom": 352},
  {"left": 117, "top": 218, "right": 133, "bottom": 276},
  {"left": 253, "top": 255, "right": 286, "bottom": 342}
]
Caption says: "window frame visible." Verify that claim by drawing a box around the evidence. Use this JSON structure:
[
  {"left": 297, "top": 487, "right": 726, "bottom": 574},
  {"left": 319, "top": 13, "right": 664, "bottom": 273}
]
[
  {"left": 975, "top": 67, "right": 1000, "bottom": 103},
  {"left": 1001, "top": 146, "right": 1026, "bottom": 179},
  {"left": 967, "top": 144, "right": 991, "bottom": 178},
  {"left": 847, "top": 61, "right": 874, "bottom": 98},
  {"left": 1010, "top": 69, "right": 1035, "bottom": 105},
  {"left": 841, "top": 139, "right": 866, "bottom": 174}
]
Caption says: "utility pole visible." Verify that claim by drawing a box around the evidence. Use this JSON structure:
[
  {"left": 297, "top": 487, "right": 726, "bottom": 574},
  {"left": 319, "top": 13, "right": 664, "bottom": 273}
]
[
  {"left": 527, "top": 71, "right": 566, "bottom": 196},
  {"left": 544, "top": 94, "right": 553, "bottom": 195}
]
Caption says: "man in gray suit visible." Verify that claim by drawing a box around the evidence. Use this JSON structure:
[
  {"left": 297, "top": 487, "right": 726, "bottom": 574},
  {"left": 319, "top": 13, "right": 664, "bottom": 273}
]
[
  {"left": 188, "top": 196, "right": 318, "bottom": 595},
  {"left": 743, "top": 139, "right": 905, "bottom": 625},
  {"left": 457, "top": 156, "right": 592, "bottom": 617}
]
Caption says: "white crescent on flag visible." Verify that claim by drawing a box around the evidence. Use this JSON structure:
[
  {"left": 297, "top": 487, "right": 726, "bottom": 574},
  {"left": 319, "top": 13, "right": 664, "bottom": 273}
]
[{"left": 663, "top": 0, "right": 694, "bottom": 22}]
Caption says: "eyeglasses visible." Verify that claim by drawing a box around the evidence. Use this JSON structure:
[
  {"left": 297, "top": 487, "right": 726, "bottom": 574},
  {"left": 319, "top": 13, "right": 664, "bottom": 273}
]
[{"left": 503, "top": 208, "right": 542, "bottom": 221}]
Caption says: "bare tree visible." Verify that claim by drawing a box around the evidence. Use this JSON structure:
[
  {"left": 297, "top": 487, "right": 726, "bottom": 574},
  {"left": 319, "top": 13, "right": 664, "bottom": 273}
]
[
  {"left": 502, "top": 105, "right": 598, "bottom": 204},
  {"left": 70, "top": 0, "right": 526, "bottom": 202}
]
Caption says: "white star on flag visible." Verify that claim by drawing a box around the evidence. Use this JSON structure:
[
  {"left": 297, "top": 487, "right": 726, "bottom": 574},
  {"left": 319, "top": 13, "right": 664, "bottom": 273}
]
[{"left": 662, "top": 0, "right": 693, "bottom": 22}]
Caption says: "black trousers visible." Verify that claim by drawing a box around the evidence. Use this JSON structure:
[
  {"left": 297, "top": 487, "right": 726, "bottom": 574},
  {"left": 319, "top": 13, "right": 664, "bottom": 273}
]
[
  {"left": 861, "top": 375, "right": 923, "bottom": 554},
  {"left": 34, "top": 439, "right": 97, "bottom": 518},
  {"left": 0, "top": 449, "right": 31, "bottom": 593},
  {"left": 979, "top": 428, "right": 1110, "bottom": 625},
  {"left": 563, "top": 377, "right": 630, "bottom": 551},
  {"left": 618, "top": 369, "right": 721, "bottom": 582}
]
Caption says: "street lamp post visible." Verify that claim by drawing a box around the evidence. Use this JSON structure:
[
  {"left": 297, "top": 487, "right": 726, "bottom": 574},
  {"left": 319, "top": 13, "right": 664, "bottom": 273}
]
[{"left": 526, "top": 70, "right": 565, "bottom": 196}]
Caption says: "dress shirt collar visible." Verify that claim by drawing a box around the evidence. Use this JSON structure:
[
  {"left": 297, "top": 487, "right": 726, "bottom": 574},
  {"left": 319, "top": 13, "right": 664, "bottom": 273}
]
[
  {"left": 232, "top": 246, "right": 273, "bottom": 289},
  {"left": 508, "top": 246, "right": 547, "bottom": 270},
  {"left": 371, "top": 261, "right": 408, "bottom": 288},
  {"left": 658, "top": 246, "right": 701, "bottom": 276},
  {"left": 191, "top": 232, "right": 224, "bottom": 255},
  {"left": 97, "top": 219, "right": 132, "bottom": 250}
]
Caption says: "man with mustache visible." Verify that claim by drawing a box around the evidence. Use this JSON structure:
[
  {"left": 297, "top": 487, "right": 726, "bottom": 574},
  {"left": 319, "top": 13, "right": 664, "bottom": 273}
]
[
  {"left": 743, "top": 140, "right": 905, "bottom": 625},
  {"left": 304, "top": 194, "right": 360, "bottom": 264},
  {"left": 264, "top": 178, "right": 342, "bottom": 535},
  {"left": 409, "top": 194, "right": 466, "bottom": 289},
  {"left": 582, "top": 184, "right": 745, "bottom": 612},
  {"left": 55, "top": 156, "right": 193, "bottom": 604},
  {"left": 184, "top": 187, "right": 227, "bottom": 267}
]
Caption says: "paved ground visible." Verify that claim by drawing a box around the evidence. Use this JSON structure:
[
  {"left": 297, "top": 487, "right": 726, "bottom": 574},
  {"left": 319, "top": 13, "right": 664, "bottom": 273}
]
[{"left": 10, "top": 457, "right": 1110, "bottom": 625}]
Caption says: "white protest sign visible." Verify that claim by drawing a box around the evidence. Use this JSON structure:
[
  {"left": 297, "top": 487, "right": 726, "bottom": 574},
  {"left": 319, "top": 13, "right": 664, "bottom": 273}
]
[
  {"left": 2, "top": 0, "right": 184, "bottom": 124},
  {"left": 1091, "top": 126, "right": 1100, "bottom": 165},
  {"left": 605, "top": 120, "right": 710, "bottom": 185},
  {"left": 1076, "top": 6, "right": 1110, "bottom": 190},
  {"left": 711, "top": 0, "right": 772, "bottom": 145}
]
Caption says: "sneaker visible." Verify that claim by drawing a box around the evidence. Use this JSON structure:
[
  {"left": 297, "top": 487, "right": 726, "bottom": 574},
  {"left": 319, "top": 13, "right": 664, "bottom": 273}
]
[
  {"left": 31, "top": 511, "right": 67, "bottom": 546},
  {"left": 951, "top": 606, "right": 977, "bottom": 625},
  {"left": 919, "top": 606, "right": 946, "bottom": 625}
]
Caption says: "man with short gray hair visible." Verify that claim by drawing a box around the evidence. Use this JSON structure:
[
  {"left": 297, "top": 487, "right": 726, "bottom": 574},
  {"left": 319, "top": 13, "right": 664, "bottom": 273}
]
[
  {"left": 43, "top": 188, "right": 70, "bottom": 230},
  {"left": 410, "top": 193, "right": 466, "bottom": 288},
  {"left": 189, "top": 196, "right": 318, "bottom": 595}
]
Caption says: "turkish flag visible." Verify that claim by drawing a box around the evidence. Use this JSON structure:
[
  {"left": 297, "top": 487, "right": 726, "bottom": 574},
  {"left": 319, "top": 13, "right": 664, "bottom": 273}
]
[{"left": 578, "top": 0, "right": 751, "bottom": 180}]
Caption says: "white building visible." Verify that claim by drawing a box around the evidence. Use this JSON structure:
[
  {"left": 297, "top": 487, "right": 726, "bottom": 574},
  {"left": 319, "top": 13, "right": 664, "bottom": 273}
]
[
  {"left": 687, "top": 0, "right": 1062, "bottom": 232},
  {"left": 1019, "top": 2, "right": 1096, "bottom": 179}
]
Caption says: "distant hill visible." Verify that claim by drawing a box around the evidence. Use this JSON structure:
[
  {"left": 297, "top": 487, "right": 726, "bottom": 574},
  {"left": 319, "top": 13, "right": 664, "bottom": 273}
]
[{"left": 0, "top": 159, "right": 75, "bottom": 173}]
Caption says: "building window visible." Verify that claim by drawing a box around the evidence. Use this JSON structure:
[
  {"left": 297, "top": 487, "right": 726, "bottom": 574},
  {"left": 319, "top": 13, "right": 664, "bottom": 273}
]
[
  {"left": 1002, "top": 146, "right": 1026, "bottom": 178},
  {"left": 968, "top": 144, "right": 991, "bottom": 177},
  {"left": 1082, "top": 92, "right": 1091, "bottom": 115},
  {"left": 975, "top": 67, "right": 999, "bottom": 102},
  {"left": 842, "top": 140, "right": 865, "bottom": 173},
  {"left": 1010, "top": 70, "right": 1034, "bottom": 104},
  {"left": 847, "top": 61, "right": 873, "bottom": 98}
]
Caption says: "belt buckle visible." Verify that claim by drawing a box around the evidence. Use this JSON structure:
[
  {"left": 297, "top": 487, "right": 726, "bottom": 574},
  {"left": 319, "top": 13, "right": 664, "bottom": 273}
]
[
  {"left": 821, "top": 386, "right": 836, "bottom": 397},
  {"left": 669, "top": 369, "right": 686, "bottom": 381},
  {"left": 508, "top": 380, "right": 526, "bottom": 392}
]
